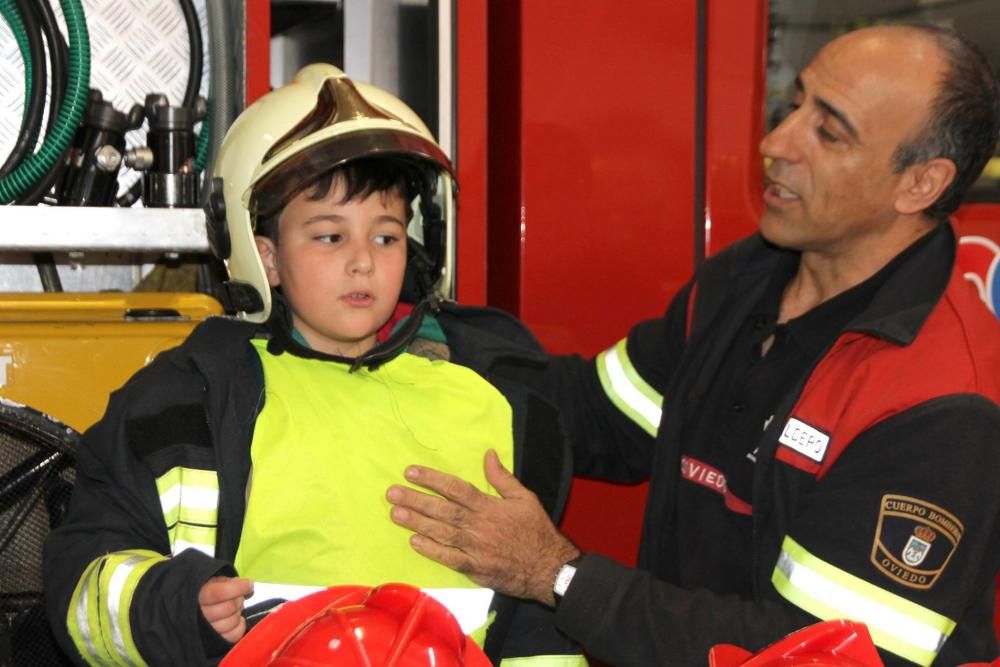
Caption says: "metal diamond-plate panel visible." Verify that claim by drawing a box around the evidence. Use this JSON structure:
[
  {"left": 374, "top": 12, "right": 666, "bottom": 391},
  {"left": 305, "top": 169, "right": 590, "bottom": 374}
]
[{"left": 0, "top": 0, "right": 208, "bottom": 195}]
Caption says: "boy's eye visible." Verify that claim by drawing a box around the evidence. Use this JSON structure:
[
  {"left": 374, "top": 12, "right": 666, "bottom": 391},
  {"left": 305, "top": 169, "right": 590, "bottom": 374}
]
[
  {"left": 374, "top": 234, "right": 401, "bottom": 246},
  {"left": 315, "top": 234, "right": 342, "bottom": 244}
]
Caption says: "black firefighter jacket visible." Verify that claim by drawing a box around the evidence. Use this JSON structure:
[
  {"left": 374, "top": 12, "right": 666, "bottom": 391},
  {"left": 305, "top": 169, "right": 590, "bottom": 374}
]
[
  {"left": 44, "top": 302, "right": 578, "bottom": 666},
  {"left": 497, "top": 225, "right": 1000, "bottom": 666}
]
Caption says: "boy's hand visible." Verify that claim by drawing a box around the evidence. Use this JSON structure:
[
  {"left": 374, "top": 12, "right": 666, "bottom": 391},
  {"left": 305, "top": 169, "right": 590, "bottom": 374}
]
[
  {"left": 199, "top": 576, "right": 254, "bottom": 643},
  {"left": 387, "top": 450, "right": 579, "bottom": 606}
]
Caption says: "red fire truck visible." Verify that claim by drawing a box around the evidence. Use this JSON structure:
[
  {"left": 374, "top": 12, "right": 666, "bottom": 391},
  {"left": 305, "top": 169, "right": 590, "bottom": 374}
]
[
  {"left": 0, "top": 0, "right": 997, "bottom": 661},
  {"left": 444, "top": 3, "right": 1000, "bottom": 646}
]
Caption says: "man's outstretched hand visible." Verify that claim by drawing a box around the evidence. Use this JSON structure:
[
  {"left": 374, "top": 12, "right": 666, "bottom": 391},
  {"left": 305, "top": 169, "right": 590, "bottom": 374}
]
[{"left": 387, "top": 449, "right": 580, "bottom": 606}]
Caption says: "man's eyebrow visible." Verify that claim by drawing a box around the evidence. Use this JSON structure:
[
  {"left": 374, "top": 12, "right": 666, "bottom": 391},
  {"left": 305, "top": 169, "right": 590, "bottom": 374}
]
[{"left": 794, "top": 75, "right": 861, "bottom": 143}]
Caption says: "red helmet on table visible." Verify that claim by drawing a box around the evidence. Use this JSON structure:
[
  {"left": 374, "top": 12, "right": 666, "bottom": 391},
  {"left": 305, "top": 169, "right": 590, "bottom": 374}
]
[
  {"left": 708, "top": 619, "right": 884, "bottom": 667},
  {"left": 221, "top": 583, "right": 491, "bottom": 667}
]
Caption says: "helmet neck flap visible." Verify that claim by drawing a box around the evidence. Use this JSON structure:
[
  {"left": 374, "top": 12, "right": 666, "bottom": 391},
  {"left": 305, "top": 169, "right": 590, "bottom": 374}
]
[{"left": 265, "top": 287, "right": 439, "bottom": 372}]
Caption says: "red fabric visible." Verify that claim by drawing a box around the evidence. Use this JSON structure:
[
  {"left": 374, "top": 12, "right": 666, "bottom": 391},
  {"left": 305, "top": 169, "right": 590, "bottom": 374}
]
[
  {"left": 996, "top": 571, "right": 1000, "bottom": 643},
  {"left": 378, "top": 302, "right": 415, "bottom": 342},
  {"left": 680, "top": 455, "right": 752, "bottom": 515},
  {"left": 774, "top": 267, "right": 1000, "bottom": 479}
]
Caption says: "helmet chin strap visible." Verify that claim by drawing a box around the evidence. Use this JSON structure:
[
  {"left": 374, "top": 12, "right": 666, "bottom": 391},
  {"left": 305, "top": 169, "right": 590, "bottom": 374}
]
[
  {"left": 348, "top": 294, "right": 440, "bottom": 371},
  {"left": 265, "top": 289, "right": 441, "bottom": 372}
]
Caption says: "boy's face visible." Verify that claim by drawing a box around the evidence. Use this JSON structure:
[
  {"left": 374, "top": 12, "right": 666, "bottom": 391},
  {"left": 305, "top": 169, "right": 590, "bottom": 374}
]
[{"left": 255, "top": 178, "right": 408, "bottom": 357}]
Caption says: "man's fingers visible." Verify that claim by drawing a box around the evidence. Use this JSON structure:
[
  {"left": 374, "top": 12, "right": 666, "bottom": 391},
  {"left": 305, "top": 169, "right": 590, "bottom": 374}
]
[
  {"left": 404, "top": 465, "right": 488, "bottom": 510},
  {"left": 387, "top": 484, "right": 468, "bottom": 525},
  {"left": 390, "top": 501, "right": 467, "bottom": 548},
  {"left": 483, "top": 449, "right": 527, "bottom": 499},
  {"left": 408, "top": 534, "right": 477, "bottom": 578}
]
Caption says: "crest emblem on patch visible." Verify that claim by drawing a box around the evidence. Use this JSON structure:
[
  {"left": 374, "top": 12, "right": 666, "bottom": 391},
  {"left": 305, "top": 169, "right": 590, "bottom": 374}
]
[
  {"left": 870, "top": 494, "right": 963, "bottom": 590},
  {"left": 902, "top": 526, "right": 935, "bottom": 566}
]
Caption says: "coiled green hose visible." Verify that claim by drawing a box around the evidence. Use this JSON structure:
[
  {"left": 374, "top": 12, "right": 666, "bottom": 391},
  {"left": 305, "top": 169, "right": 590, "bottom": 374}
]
[
  {"left": 195, "top": 107, "right": 210, "bottom": 173},
  {"left": 0, "top": 0, "right": 89, "bottom": 203}
]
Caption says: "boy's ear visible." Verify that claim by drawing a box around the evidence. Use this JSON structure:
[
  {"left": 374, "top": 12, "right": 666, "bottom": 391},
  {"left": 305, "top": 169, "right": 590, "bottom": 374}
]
[{"left": 255, "top": 236, "right": 282, "bottom": 287}]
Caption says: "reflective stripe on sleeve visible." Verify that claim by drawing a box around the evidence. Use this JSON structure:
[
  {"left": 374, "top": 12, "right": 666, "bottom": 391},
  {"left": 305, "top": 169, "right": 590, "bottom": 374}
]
[
  {"left": 66, "top": 549, "right": 167, "bottom": 667},
  {"left": 596, "top": 338, "right": 663, "bottom": 437},
  {"left": 772, "top": 536, "right": 955, "bottom": 666},
  {"left": 155, "top": 467, "right": 220, "bottom": 556},
  {"left": 500, "top": 656, "right": 589, "bottom": 666},
  {"left": 170, "top": 524, "right": 219, "bottom": 557},
  {"left": 67, "top": 560, "right": 107, "bottom": 667}
]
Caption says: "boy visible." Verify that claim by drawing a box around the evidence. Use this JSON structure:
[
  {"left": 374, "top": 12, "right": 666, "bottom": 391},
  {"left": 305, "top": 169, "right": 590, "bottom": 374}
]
[{"left": 44, "top": 65, "right": 581, "bottom": 666}]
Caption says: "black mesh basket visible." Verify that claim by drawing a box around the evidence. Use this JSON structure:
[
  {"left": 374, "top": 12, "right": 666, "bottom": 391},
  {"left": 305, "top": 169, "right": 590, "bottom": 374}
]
[{"left": 0, "top": 401, "right": 77, "bottom": 667}]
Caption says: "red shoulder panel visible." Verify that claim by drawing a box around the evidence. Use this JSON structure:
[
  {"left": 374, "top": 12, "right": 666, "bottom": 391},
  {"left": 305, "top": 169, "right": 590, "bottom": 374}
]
[{"left": 775, "top": 268, "right": 1000, "bottom": 478}]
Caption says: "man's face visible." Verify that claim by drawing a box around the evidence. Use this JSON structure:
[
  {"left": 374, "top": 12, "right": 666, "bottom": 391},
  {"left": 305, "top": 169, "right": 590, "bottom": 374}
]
[
  {"left": 759, "top": 28, "right": 945, "bottom": 255},
  {"left": 257, "top": 178, "right": 408, "bottom": 358}
]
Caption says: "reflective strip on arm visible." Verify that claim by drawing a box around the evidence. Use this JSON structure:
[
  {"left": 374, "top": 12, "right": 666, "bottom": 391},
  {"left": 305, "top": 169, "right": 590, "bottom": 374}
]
[
  {"left": 772, "top": 536, "right": 955, "bottom": 666},
  {"left": 500, "top": 656, "right": 589, "bottom": 666},
  {"left": 171, "top": 526, "right": 220, "bottom": 557},
  {"left": 595, "top": 338, "right": 663, "bottom": 437},
  {"left": 66, "top": 550, "right": 167, "bottom": 667},
  {"left": 155, "top": 467, "right": 220, "bottom": 557},
  {"left": 67, "top": 560, "right": 110, "bottom": 667}
]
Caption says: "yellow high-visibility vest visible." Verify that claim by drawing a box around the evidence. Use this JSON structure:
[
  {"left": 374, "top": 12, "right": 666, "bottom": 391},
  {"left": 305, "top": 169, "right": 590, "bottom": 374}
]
[{"left": 236, "top": 341, "right": 513, "bottom": 591}]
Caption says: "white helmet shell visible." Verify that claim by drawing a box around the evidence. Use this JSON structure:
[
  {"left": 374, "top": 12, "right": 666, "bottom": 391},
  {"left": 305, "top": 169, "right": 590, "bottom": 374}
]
[{"left": 210, "top": 63, "right": 455, "bottom": 322}]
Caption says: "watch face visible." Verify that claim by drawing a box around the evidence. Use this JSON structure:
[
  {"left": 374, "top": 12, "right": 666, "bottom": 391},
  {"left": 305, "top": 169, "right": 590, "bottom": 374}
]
[{"left": 554, "top": 563, "right": 578, "bottom": 597}]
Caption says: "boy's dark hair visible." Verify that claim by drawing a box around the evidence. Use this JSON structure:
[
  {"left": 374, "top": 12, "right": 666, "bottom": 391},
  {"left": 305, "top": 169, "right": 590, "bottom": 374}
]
[{"left": 254, "top": 155, "right": 428, "bottom": 243}]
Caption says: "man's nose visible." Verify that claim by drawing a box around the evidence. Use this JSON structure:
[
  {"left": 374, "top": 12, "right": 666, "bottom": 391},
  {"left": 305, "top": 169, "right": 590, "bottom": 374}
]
[{"left": 760, "top": 108, "right": 803, "bottom": 164}]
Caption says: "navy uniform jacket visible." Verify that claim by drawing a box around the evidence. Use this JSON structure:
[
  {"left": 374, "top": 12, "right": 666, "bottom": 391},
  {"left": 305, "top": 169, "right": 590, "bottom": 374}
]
[{"left": 500, "top": 225, "right": 1000, "bottom": 666}]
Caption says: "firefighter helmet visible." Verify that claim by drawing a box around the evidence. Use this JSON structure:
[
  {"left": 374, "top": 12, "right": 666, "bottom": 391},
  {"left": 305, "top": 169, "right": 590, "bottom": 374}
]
[
  {"left": 220, "top": 584, "right": 491, "bottom": 667},
  {"left": 206, "top": 64, "right": 455, "bottom": 322},
  {"left": 708, "top": 619, "right": 884, "bottom": 667}
]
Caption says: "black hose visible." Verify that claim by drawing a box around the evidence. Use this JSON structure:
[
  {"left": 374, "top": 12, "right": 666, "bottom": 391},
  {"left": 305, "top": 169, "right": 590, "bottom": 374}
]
[
  {"left": 0, "top": 0, "right": 47, "bottom": 180},
  {"left": 18, "top": 0, "right": 70, "bottom": 207},
  {"left": 177, "top": 0, "right": 203, "bottom": 108},
  {"left": 118, "top": 0, "right": 203, "bottom": 207},
  {"left": 8, "top": 0, "right": 69, "bottom": 284},
  {"left": 202, "top": 0, "right": 237, "bottom": 195},
  {"left": 33, "top": 253, "right": 63, "bottom": 291},
  {"left": 34, "top": 0, "right": 68, "bottom": 137}
]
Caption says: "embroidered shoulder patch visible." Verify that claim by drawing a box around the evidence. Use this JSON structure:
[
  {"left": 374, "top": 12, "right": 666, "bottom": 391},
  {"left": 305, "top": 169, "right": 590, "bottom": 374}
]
[{"left": 870, "top": 494, "right": 963, "bottom": 590}]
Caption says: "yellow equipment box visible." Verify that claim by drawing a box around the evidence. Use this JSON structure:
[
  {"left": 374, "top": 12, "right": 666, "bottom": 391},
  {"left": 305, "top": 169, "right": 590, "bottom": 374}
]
[{"left": 0, "top": 293, "right": 223, "bottom": 433}]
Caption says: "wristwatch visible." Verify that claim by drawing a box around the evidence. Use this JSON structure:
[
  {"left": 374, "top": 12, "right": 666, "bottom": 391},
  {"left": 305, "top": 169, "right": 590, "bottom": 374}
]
[{"left": 552, "top": 556, "right": 583, "bottom": 606}]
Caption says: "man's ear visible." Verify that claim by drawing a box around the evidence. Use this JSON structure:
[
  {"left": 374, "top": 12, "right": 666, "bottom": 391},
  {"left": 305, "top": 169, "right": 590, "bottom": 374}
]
[
  {"left": 255, "top": 236, "right": 282, "bottom": 287},
  {"left": 895, "top": 158, "right": 957, "bottom": 216}
]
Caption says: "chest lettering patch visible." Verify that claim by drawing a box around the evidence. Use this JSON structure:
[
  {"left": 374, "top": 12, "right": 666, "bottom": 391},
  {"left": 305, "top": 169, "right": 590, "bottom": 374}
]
[
  {"left": 777, "top": 418, "right": 830, "bottom": 463},
  {"left": 870, "top": 494, "right": 963, "bottom": 590}
]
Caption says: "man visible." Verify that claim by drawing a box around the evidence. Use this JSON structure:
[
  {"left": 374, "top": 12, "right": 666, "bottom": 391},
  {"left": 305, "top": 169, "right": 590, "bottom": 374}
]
[{"left": 387, "top": 24, "right": 1000, "bottom": 666}]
